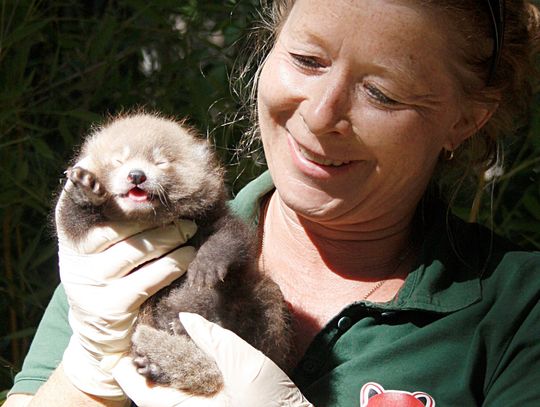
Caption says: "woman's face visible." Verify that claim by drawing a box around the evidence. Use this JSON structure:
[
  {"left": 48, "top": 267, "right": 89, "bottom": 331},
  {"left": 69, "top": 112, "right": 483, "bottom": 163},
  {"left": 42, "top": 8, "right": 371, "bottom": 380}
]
[{"left": 257, "top": 0, "right": 472, "bottom": 230}]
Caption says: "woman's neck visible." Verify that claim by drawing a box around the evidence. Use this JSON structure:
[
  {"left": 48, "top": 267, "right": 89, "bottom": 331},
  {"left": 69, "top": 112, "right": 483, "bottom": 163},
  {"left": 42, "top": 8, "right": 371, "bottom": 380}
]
[
  {"left": 259, "top": 191, "right": 419, "bottom": 360},
  {"left": 262, "top": 191, "right": 417, "bottom": 280}
]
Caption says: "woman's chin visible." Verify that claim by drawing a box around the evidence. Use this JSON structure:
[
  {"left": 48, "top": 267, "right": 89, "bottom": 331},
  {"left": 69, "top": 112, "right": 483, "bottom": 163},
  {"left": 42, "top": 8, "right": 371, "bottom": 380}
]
[{"left": 273, "top": 183, "right": 351, "bottom": 223}]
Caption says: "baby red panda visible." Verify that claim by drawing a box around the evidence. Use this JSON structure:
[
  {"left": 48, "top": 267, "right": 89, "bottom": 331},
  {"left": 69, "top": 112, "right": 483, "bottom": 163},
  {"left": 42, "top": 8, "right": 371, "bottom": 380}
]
[{"left": 55, "top": 112, "right": 291, "bottom": 396}]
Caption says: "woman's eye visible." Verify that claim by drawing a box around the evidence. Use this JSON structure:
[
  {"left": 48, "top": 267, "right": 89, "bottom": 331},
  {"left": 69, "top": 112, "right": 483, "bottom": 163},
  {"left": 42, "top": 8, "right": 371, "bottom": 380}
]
[
  {"left": 364, "top": 83, "right": 398, "bottom": 106},
  {"left": 290, "top": 53, "right": 324, "bottom": 70}
]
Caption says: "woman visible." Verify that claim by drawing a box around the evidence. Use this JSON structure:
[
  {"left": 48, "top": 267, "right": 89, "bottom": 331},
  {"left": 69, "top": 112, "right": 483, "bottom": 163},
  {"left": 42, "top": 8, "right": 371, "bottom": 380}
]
[{"left": 6, "top": 0, "right": 540, "bottom": 406}]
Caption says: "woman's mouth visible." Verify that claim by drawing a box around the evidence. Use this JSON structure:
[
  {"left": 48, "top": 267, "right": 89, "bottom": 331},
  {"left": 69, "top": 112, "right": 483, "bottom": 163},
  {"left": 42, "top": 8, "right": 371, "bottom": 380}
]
[
  {"left": 284, "top": 132, "right": 359, "bottom": 180},
  {"left": 297, "top": 145, "right": 351, "bottom": 167}
]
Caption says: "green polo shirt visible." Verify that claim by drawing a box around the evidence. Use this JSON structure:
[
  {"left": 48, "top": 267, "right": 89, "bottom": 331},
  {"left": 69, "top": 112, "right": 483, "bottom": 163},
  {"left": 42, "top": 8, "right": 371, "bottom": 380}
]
[{"left": 10, "top": 171, "right": 540, "bottom": 406}]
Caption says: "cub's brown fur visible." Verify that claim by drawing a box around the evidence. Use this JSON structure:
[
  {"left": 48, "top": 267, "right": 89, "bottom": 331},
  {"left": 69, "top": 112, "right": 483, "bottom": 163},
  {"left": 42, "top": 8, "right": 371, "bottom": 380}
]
[{"left": 55, "top": 112, "right": 291, "bottom": 396}]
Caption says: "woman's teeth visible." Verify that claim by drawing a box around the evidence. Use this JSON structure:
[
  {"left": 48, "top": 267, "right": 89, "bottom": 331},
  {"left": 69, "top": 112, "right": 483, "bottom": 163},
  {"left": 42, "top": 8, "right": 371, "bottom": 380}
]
[{"left": 299, "top": 146, "right": 350, "bottom": 167}]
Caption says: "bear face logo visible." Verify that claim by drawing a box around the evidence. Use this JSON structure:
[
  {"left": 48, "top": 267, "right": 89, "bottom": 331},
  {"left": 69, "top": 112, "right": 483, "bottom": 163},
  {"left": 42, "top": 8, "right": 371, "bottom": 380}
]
[{"left": 360, "top": 382, "right": 435, "bottom": 407}]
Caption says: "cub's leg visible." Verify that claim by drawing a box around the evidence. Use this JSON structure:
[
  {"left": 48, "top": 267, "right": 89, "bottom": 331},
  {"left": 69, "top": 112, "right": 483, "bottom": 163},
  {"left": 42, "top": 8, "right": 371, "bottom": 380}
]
[
  {"left": 131, "top": 324, "right": 223, "bottom": 396},
  {"left": 187, "top": 213, "right": 255, "bottom": 287}
]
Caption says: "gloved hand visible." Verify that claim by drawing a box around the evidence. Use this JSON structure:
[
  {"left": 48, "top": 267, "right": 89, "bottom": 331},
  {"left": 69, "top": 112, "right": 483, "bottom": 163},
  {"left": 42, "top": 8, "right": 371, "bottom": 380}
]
[
  {"left": 59, "top": 217, "right": 197, "bottom": 400},
  {"left": 112, "top": 313, "right": 314, "bottom": 407}
]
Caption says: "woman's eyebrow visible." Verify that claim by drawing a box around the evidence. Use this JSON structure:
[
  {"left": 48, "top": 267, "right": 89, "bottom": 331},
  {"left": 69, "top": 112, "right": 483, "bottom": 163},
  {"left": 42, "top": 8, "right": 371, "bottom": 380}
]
[
  {"left": 367, "top": 58, "right": 443, "bottom": 99},
  {"left": 286, "top": 23, "right": 338, "bottom": 50}
]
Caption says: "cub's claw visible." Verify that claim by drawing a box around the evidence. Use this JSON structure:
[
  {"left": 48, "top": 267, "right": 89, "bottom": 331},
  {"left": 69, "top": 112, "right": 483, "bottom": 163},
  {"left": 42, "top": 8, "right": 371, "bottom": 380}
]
[
  {"left": 66, "top": 166, "right": 108, "bottom": 206},
  {"left": 187, "top": 258, "right": 228, "bottom": 288},
  {"left": 132, "top": 354, "right": 164, "bottom": 382}
]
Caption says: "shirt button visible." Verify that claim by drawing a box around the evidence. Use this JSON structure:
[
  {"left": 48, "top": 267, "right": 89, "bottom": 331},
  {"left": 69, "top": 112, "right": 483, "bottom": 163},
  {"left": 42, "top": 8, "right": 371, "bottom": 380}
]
[
  {"left": 302, "top": 358, "right": 318, "bottom": 373},
  {"left": 337, "top": 316, "right": 352, "bottom": 331}
]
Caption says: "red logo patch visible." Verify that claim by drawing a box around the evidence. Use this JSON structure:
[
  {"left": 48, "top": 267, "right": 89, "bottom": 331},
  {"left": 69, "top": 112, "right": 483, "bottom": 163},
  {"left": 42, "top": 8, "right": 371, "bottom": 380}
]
[{"left": 360, "top": 382, "right": 435, "bottom": 406}]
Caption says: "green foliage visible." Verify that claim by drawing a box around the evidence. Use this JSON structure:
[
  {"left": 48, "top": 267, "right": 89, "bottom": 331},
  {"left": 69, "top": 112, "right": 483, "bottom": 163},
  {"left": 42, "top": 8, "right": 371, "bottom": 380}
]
[
  {"left": 448, "top": 103, "right": 540, "bottom": 249},
  {"left": 0, "top": 0, "right": 539, "bottom": 399},
  {"left": 483, "top": 107, "right": 540, "bottom": 248}
]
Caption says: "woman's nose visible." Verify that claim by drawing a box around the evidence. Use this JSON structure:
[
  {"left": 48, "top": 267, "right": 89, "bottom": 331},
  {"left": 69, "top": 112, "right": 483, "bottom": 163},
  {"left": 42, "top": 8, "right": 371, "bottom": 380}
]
[{"left": 301, "top": 71, "right": 352, "bottom": 136}]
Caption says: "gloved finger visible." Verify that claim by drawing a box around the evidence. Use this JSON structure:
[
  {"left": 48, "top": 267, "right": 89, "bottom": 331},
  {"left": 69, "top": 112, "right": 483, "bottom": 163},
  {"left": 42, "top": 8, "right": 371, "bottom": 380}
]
[
  {"left": 94, "top": 222, "right": 197, "bottom": 280},
  {"left": 59, "top": 217, "right": 196, "bottom": 255},
  {"left": 58, "top": 222, "right": 151, "bottom": 254},
  {"left": 120, "top": 246, "right": 197, "bottom": 308},
  {"left": 170, "top": 219, "right": 198, "bottom": 243},
  {"left": 115, "top": 221, "right": 197, "bottom": 255},
  {"left": 178, "top": 312, "right": 266, "bottom": 383}
]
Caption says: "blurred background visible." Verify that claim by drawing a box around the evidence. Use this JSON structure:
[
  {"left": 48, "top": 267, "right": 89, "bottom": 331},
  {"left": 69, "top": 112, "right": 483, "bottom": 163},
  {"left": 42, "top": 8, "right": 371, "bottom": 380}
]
[{"left": 0, "top": 0, "right": 539, "bottom": 400}]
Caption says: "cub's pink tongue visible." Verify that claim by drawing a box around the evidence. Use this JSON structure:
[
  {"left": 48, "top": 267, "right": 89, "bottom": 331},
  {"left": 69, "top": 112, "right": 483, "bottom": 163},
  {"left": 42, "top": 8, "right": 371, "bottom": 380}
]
[{"left": 128, "top": 187, "right": 148, "bottom": 202}]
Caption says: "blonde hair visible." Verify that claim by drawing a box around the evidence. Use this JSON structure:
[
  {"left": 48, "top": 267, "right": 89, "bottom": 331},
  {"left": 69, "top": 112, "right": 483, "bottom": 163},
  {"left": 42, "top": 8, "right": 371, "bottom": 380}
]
[{"left": 422, "top": 1, "right": 540, "bottom": 192}]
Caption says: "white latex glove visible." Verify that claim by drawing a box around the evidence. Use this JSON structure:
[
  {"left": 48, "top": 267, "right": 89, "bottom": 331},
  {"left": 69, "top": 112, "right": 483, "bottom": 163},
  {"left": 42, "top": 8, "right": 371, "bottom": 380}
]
[
  {"left": 59, "top": 217, "right": 197, "bottom": 400},
  {"left": 112, "top": 312, "right": 314, "bottom": 407}
]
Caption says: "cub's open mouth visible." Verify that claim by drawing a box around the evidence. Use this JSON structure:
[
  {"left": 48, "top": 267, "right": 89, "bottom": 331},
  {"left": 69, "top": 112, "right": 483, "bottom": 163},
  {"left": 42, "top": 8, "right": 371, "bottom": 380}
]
[{"left": 126, "top": 187, "right": 149, "bottom": 202}]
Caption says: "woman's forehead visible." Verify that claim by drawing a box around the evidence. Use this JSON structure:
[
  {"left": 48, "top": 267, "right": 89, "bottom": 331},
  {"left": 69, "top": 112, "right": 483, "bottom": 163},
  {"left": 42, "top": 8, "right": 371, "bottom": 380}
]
[
  {"left": 281, "top": 0, "right": 457, "bottom": 94},
  {"left": 286, "top": 0, "right": 445, "bottom": 41}
]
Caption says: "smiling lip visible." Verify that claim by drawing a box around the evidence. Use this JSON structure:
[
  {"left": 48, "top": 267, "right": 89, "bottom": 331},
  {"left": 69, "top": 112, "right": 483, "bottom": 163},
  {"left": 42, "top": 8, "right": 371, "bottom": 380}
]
[
  {"left": 298, "top": 146, "right": 351, "bottom": 167},
  {"left": 286, "top": 132, "right": 356, "bottom": 178}
]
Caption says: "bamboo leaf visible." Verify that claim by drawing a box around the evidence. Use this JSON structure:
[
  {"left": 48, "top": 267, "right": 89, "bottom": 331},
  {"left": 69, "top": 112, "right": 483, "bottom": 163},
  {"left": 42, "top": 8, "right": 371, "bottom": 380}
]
[
  {"left": 32, "top": 138, "right": 54, "bottom": 160},
  {"left": 1, "top": 19, "right": 50, "bottom": 50},
  {"left": 523, "top": 194, "right": 540, "bottom": 221}
]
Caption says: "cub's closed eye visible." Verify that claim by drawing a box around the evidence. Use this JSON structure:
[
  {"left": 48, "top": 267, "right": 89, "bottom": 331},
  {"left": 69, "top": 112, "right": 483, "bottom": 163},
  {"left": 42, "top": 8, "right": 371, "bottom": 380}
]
[
  {"left": 290, "top": 53, "right": 325, "bottom": 70},
  {"left": 154, "top": 157, "right": 175, "bottom": 168}
]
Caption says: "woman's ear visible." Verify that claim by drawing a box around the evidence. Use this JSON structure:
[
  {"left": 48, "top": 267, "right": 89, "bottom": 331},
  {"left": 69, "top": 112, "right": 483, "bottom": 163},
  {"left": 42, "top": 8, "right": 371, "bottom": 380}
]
[{"left": 444, "top": 101, "right": 497, "bottom": 151}]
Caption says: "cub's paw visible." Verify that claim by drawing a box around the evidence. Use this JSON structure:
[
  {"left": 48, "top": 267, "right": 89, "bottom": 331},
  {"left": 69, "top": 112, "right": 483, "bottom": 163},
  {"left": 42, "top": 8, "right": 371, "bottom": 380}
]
[
  {"left": 132, "top": 354, "right": 165, "bottom": 381},
  {"left": 131, "top": 324, "right": 224, "bottom": 396},
  {"left": 186, "top": 255, "right": 228, "bottom": 288},
  {"left": 131, "top": 325, "right": 172, "bottom": 386},
  {"left": 66, "top": 166, "right": 108, "bottom": 206}
]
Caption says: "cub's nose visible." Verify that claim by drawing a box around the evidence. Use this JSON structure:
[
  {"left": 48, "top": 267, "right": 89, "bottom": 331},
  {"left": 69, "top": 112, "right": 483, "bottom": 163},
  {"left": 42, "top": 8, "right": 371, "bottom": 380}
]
[{"left": 127, "top": 169, "right": 147, "bottom": 185}]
